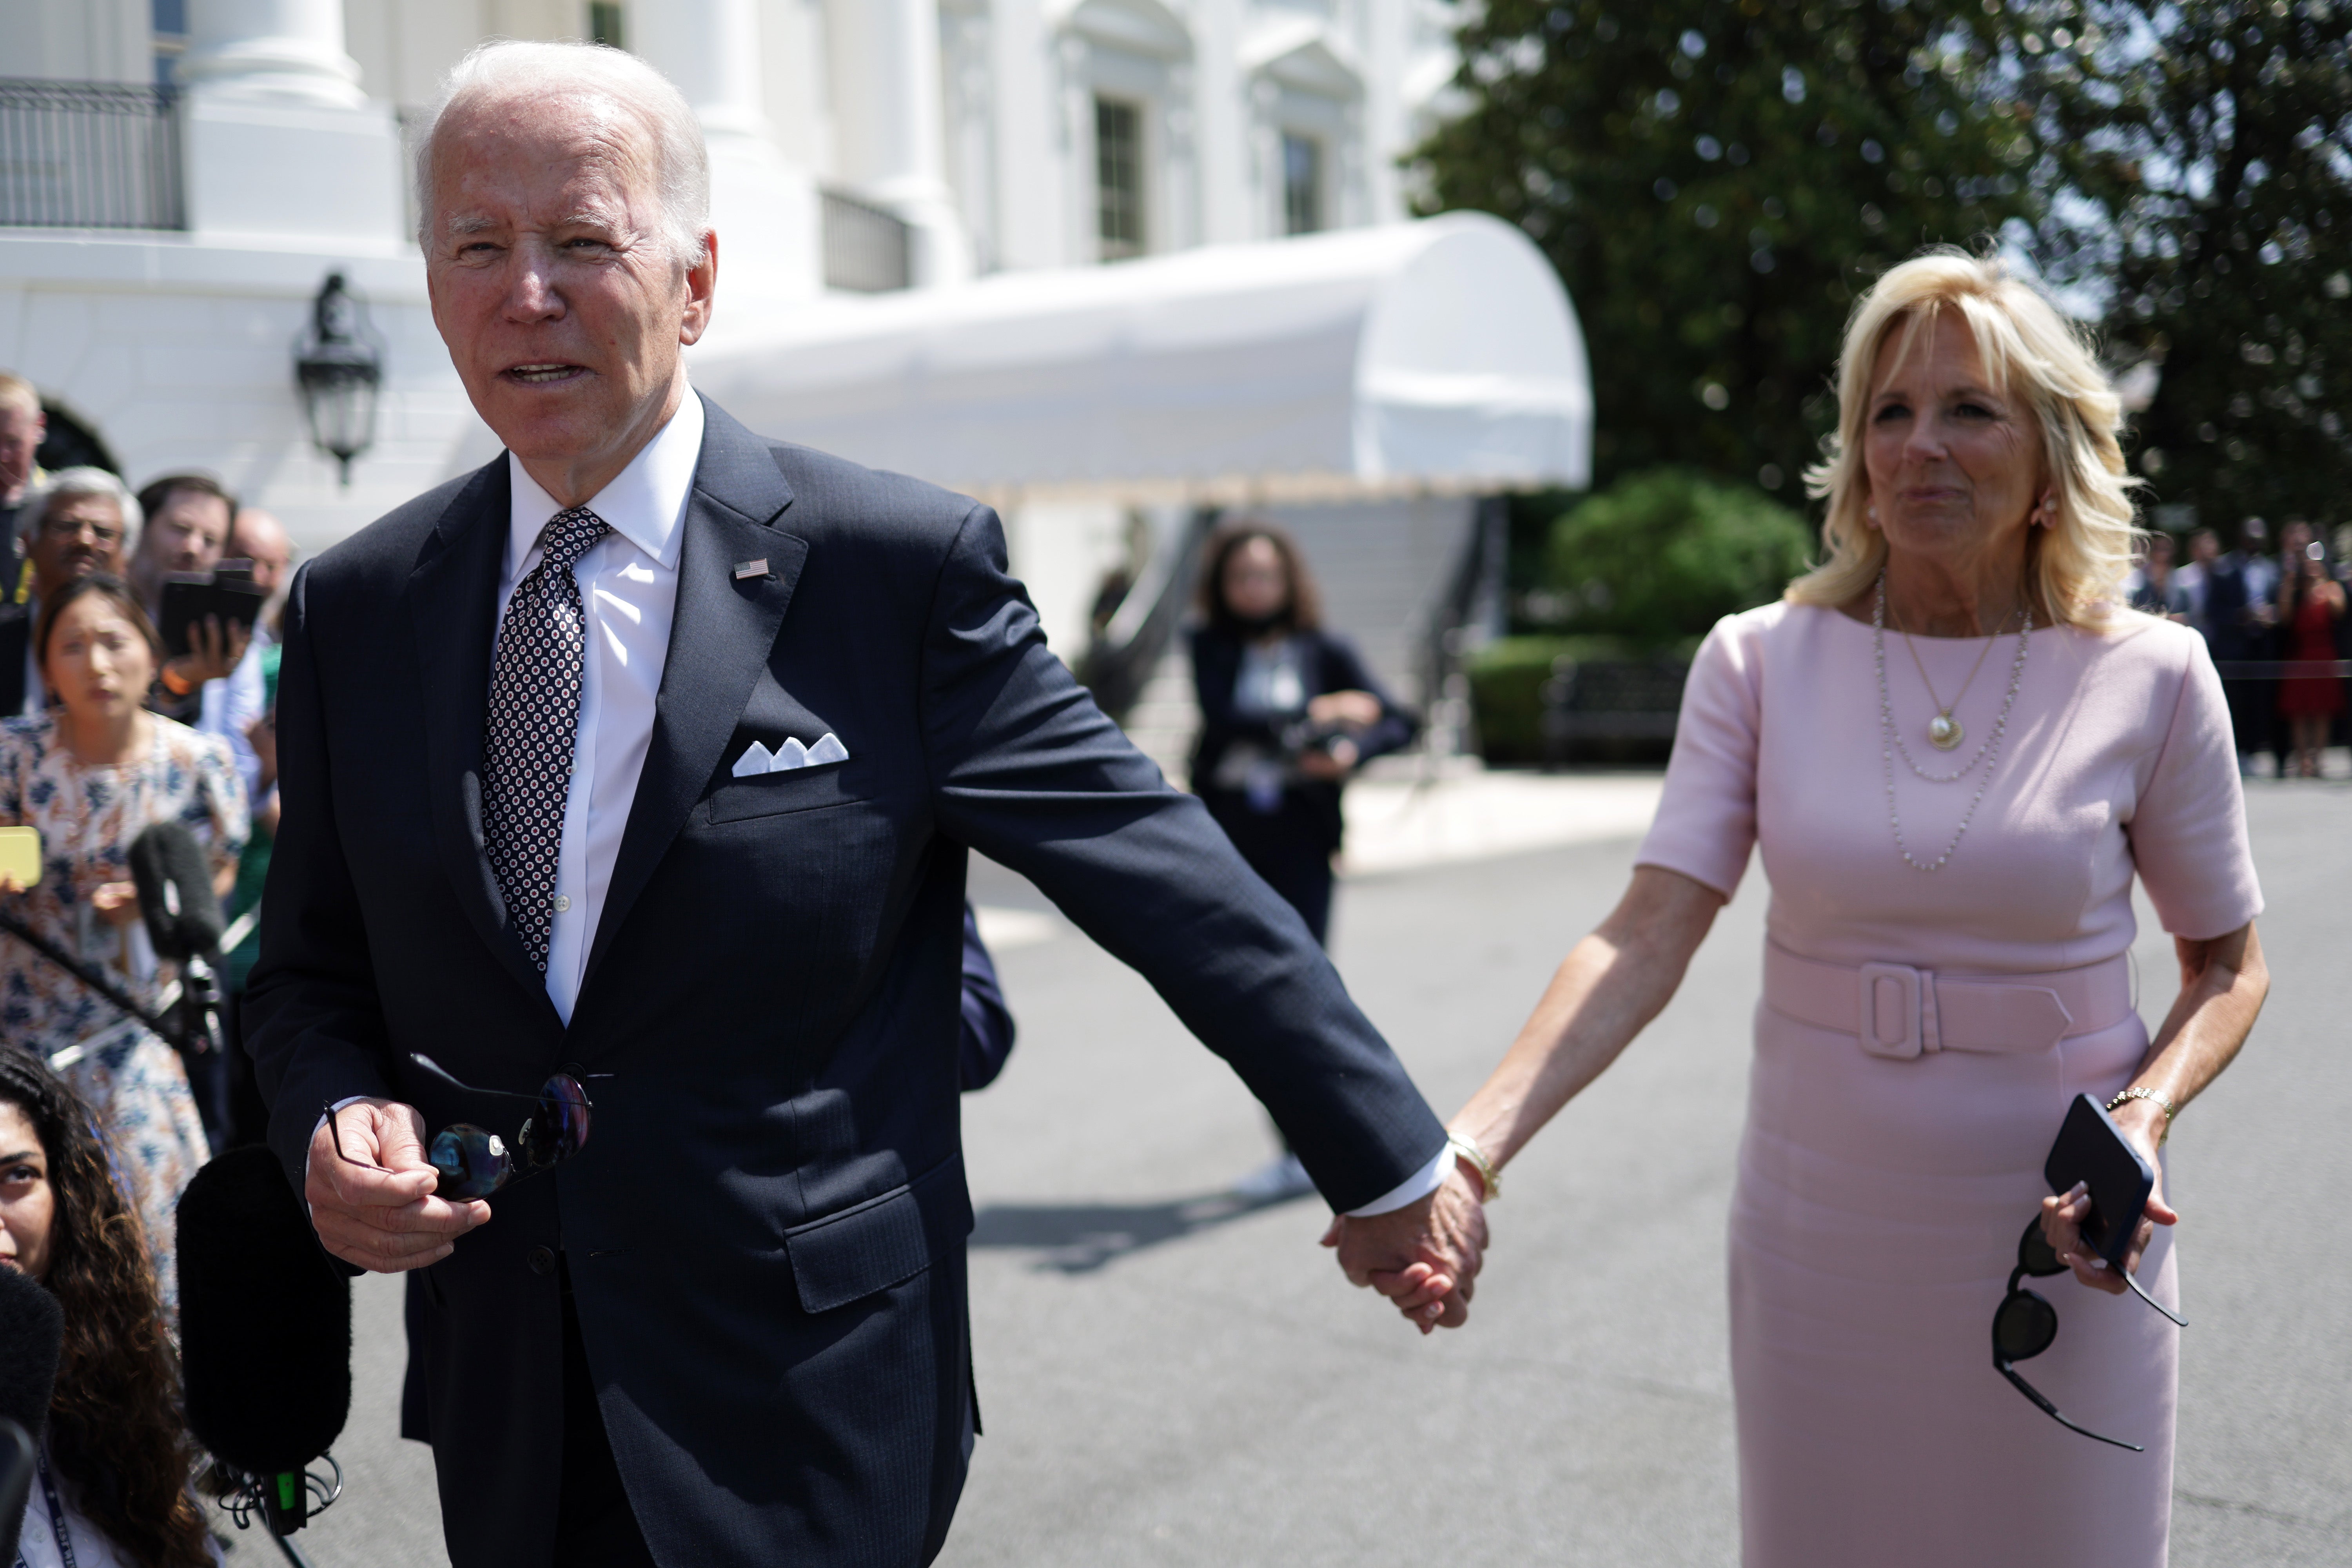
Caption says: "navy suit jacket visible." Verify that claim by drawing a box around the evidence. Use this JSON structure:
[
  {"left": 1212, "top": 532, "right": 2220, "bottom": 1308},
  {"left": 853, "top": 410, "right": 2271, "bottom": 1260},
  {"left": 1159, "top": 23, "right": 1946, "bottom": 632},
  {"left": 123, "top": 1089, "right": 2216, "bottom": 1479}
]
[{"left": 245, "top": 397, "right": 1444, "bottom": 1568}]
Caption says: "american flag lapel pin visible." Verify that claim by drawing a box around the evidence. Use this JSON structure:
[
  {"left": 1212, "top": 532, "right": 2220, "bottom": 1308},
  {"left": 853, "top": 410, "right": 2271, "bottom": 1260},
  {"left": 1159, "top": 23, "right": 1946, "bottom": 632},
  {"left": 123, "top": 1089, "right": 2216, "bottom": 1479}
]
[{"left": 733, "top": 558, "right": 771, "bottom": 581}]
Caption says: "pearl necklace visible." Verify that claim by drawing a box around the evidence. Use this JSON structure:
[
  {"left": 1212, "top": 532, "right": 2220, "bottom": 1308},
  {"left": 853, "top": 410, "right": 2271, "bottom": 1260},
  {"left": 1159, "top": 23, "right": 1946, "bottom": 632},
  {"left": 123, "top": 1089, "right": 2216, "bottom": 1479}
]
[{"left": 1873, "top": 571, "right": 2033, "bottom": 871}]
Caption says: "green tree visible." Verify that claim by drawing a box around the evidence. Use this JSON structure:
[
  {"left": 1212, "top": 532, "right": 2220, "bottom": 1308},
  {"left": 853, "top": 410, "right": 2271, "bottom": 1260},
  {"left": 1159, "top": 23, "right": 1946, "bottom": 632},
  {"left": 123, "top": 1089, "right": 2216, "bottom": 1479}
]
[
  {"left": 2029, "top": 0, "right": 2352, "bottom": 534},
  {"left": 1413, "top": 0, "right": 2043, "bottom": 496},
  {"left": 1539, "top": 468, "right": 1816, "bottom": 648}
]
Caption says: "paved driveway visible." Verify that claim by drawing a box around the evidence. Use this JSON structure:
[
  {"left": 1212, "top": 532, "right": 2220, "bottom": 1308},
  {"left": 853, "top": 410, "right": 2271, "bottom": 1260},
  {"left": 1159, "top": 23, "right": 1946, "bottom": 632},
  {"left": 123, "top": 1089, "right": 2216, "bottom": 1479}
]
[{"left": 271, "top": 780, "right": 2349, "bottom": 1568}]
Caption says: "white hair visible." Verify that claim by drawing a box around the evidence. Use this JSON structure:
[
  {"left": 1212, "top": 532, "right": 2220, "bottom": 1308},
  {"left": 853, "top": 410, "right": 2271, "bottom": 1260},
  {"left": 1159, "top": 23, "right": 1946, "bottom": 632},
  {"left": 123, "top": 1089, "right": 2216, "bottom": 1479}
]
[
  {"left": 412, "top": 39, "right": 711, "bottom": 267},
  {"left": 25, "top": 466, "right": 142, "bottom": 538}
]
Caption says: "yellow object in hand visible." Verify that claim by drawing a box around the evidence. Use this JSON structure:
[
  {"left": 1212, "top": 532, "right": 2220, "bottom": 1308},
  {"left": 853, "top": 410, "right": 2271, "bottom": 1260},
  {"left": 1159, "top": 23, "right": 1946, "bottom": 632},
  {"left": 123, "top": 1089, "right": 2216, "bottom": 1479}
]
[{"left": 0, "top": 825, "right": 42, "bottom": 889}]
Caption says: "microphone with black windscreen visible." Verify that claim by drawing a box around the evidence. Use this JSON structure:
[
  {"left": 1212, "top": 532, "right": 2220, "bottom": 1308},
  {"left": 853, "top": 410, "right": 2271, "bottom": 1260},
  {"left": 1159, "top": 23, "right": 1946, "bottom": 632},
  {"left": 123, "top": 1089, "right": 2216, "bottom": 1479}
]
[
  {"left": 127, "top": 822, "right": 225, "bottom": 962},
  {"left": 128, "top": 821, "right": 228, "bottom": 1059},
  {"left": 0, "top": 1261, "right": 64, "bottom": 1565},
  {"left": 176, "top": 1146, "right": 351, "bottom": 1546}
]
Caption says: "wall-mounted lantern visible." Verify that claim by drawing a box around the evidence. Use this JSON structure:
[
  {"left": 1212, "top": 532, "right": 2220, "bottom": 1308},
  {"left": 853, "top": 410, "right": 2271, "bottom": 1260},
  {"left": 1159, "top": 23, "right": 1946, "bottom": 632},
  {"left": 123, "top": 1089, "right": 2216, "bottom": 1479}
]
[{"left": 294, "top": 272, "right": 382, "bottom": 487}]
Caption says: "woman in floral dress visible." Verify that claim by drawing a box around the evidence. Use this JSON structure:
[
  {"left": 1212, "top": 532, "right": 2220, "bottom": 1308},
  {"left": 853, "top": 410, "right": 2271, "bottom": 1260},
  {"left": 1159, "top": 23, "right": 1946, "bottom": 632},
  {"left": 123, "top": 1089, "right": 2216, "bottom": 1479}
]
[{"left": 0, "top": 573, "right": 246, "bottom": 1315}]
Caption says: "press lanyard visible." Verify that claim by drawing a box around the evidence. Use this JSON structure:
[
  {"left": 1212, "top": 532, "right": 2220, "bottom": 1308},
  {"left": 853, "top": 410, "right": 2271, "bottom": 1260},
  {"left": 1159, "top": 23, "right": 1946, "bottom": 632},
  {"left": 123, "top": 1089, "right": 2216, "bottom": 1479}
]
[{"left": 11, "top": 1454, "right": 77, "bottom": 1568}]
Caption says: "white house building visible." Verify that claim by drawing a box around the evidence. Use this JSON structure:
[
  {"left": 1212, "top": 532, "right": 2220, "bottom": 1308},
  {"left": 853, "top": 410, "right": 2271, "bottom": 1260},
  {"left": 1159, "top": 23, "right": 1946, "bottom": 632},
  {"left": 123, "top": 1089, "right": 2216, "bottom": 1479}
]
[{"left": 0, "top": 0, "right": 1588, "bottom": 744}]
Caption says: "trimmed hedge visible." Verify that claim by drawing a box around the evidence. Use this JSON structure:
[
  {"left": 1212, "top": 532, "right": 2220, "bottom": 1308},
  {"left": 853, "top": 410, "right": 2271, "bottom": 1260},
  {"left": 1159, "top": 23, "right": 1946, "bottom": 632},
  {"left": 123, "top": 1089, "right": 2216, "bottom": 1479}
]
[
  {"left": 1539, "top": 468, "right": 1814, "bottom": 651},
  {"left": 1467, "top": 635, "right": 1639, "bottom": 764}
]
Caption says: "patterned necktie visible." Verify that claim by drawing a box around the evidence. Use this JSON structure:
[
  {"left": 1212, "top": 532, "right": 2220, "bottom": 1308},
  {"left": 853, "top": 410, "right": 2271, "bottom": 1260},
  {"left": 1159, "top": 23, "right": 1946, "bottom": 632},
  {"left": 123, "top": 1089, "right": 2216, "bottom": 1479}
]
[{"left": 482, "top": 505, "right": 610, "bottom": 972}]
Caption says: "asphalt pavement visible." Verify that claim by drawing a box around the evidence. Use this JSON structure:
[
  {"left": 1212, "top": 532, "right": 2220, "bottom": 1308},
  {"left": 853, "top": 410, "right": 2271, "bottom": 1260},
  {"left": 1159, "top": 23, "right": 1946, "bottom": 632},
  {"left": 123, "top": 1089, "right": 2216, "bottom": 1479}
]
[{"left": 248, "top": 778, "right": 2349, "bottom": 1568}]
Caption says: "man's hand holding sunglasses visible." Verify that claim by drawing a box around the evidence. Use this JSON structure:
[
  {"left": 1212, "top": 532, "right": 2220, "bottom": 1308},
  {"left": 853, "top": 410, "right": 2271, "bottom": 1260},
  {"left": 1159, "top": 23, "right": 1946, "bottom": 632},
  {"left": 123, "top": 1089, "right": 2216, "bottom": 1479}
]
[{"left": 305, "top": 1098, "right": 491, "bottom": 1274}]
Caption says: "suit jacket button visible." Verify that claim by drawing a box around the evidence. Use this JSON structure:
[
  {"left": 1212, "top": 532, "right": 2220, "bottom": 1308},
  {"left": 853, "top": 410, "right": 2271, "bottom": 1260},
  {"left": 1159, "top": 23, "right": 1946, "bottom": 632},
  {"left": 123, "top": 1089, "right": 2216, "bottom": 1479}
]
[{"left": 527, "top": 1245, "right": 556, "bottom": 1277}]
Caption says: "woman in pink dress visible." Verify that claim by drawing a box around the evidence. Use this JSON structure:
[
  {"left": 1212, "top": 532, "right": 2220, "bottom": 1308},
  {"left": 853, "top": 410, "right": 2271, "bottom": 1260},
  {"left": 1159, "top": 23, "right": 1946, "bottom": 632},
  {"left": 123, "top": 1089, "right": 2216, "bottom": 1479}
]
[{"left": 1382, "top": 254, "right": 2272, "bottom": 1565}]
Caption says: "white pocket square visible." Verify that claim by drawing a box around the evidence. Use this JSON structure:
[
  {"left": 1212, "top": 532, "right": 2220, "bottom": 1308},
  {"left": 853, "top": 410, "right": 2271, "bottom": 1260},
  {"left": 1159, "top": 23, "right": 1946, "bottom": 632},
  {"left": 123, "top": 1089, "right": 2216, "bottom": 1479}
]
[{"left": 732, "top": 733, "right": 849, "bottom": 777}]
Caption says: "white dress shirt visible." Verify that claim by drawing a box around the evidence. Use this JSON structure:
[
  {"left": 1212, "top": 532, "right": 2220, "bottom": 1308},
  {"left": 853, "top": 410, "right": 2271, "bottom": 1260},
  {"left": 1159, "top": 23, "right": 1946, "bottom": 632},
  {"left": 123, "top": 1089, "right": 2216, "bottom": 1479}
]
[
  {"left": 197, "top": 634, "right": 269, "bottom": 800},
  {"left": 495, "top": 388, "right": 702, "bottom": 1024}
]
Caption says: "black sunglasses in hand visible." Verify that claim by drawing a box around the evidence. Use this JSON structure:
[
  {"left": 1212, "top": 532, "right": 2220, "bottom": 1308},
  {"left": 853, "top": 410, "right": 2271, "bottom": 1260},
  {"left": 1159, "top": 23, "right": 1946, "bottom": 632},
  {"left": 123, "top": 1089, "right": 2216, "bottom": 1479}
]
[
  {"left": 1991, "top": 1217, "right": 2160, "bottom": 1452},
  {"left": 326, "top": 1054, "right": 594, "bottom": 1201}
]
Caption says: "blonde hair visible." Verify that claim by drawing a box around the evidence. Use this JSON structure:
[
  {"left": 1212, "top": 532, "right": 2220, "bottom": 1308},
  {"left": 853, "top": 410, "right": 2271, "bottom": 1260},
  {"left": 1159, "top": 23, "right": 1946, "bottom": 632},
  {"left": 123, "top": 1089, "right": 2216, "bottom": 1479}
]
[
  {"left": 1793, "top": 249, "right": 2138, "bottom": 627},
  {"left": 0, "top": 371, "right": 40, "bottom": 417}
]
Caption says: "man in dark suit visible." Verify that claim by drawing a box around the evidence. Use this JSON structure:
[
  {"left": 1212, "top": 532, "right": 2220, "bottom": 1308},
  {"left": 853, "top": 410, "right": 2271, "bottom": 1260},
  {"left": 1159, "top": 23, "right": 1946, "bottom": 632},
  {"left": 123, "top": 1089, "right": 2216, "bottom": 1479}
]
[
  {"left": 2201, "top": 527, "right": 2259, "bottom": 770},
  {"left": 247, "top": 40, "right": 1484, "bottom": 1568}
]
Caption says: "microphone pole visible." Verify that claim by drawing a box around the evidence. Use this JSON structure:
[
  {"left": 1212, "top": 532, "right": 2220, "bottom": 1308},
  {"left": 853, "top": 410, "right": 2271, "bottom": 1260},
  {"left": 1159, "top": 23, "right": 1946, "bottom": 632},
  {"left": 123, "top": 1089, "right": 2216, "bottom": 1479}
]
[{"left": 0, "top": 908, "right": 192, "bottom": 1052}]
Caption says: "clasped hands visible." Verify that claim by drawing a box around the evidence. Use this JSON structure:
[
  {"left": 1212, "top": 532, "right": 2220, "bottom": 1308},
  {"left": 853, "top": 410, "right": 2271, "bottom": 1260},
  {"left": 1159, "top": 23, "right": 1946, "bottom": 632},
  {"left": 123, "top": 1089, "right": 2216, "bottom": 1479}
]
[
  {"left": 308, "top": 1099, "right": 1497, "bottom": 1321},
  {"left": 1321, "top": 1157, "right": 1488, "bottom": 1335}
]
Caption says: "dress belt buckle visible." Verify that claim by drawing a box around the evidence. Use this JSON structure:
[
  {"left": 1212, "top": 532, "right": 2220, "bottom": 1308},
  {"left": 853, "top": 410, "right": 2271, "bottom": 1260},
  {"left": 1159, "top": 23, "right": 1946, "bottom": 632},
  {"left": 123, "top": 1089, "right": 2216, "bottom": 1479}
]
[{"left": 1857, "top": 962, "right": 1929, "bottom": 1059}]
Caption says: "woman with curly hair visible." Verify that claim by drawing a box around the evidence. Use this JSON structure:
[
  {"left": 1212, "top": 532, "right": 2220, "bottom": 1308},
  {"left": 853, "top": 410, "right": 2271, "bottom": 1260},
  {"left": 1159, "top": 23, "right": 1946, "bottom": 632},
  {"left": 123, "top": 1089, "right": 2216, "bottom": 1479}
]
[
  {"left": 0, "top": 1046, "right": 217, "bottom": 1567},
  {"left": 0, "top": 573, "right": 247, "bottom": 1317},
  {"left": 1361, "top": 251, "right": 2268, "bottom": 1565}
]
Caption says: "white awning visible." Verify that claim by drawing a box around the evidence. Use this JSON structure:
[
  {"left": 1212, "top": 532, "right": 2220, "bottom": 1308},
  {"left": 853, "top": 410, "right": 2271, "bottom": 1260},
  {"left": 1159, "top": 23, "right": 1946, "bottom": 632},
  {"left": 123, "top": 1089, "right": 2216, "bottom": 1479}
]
[{"left": 687, "top": 212, "right": 1591, "bottom": 506}]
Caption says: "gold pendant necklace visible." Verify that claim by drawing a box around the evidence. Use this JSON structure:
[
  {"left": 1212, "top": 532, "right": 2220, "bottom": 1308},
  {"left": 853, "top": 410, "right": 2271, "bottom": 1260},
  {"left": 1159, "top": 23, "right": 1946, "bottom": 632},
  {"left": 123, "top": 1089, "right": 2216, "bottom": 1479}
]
[{"left": 1892, "top": 594, "right": 2016, "bottom": 751}]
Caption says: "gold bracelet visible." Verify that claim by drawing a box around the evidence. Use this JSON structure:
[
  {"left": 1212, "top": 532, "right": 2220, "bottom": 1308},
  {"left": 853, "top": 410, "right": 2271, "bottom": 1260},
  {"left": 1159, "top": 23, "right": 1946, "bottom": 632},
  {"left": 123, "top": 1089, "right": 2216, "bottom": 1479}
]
[
  {"left": 1446, "top": 1132, "right": 1501, "bottom": 1201},
  {"left": 2106, "top": 1087, "right": 2178, "bottom": 1145}
]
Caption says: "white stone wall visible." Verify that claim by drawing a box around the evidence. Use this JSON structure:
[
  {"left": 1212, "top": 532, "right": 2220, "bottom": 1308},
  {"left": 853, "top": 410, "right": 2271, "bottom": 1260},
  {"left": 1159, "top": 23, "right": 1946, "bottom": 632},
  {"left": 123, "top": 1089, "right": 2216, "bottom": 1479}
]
[
  {"left": 0, "top": 239, "right": 481, "bottom": 560},
  {"left": 0, "top": 0, "right": 1469, "bottom": 564}
]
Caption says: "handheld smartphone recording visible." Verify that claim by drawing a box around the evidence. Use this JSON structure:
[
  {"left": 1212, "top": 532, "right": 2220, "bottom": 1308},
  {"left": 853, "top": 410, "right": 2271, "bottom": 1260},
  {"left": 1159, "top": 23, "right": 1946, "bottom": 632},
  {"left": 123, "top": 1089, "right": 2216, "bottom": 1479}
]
[
  {"left": 0, "top": 826, "right": 39, "bottom": 889},
  {"left": 2043, "top": 1093, "right": 2187, "bottom": 1326}
]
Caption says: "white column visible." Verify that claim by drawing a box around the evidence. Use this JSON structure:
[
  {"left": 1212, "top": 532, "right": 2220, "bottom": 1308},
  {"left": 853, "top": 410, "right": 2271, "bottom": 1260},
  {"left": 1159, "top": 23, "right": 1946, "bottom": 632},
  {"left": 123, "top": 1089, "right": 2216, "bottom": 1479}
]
[
  {"left": 635, "top": 0, "right": 823, "bottom": 318},
  {"left": 178, "top": 0, "right": 404, "bottom": 247},
  {"left": 987, "top": 0, "right": 1064, "bottom": 270},
  {"left": 1191, "top": 0, "right": 1251, "bottom": 245},
  {"left": 633, "top": 0, "right": 769, "bottom": 140},
  {"left": 178, "top": 0, "right": 366, "bottom": 108},
  {"left": 825, "top": 0, "right": 973, "bottom": 287}
]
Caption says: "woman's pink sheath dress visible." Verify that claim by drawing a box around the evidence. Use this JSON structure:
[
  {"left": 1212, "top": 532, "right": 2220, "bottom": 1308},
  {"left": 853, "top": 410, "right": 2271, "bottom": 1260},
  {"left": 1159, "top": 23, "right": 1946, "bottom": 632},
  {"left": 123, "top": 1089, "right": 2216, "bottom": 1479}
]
[{"left": 1635, "top": 602, "right": 2261, "bottom": 1568}]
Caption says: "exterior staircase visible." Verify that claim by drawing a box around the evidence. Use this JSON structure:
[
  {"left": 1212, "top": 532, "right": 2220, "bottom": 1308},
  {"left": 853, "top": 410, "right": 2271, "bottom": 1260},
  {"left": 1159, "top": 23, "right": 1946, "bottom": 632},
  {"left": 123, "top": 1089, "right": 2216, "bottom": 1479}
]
[{"left": 1118, "top": 646, "right": 1201, "bottom": 788}]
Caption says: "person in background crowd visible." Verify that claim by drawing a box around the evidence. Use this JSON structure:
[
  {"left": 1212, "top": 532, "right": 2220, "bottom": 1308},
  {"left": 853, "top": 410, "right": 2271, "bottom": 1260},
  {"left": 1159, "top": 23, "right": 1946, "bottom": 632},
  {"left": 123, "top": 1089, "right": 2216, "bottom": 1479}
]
[
  {"left": 2267, "top": 520, "right": 2317, "bottom": 779},
  {"left": 2174, "top": 526, "right": 2222, "bottom": 642},
  {"left": 2128, "top": 531, "right": 2189, "bottom": 619},
  {"left": 0, "top": 1049, "right": 220, "bottom": 1568},
  {"left": 0, "top": 372, "right": 44, "bottom": 570},
  {"left": 0, "top": 468, "right": 138, "bottom": 716},
  {"left": 216, "top": 650, "right": 280, "bottom": 1151},
  {"left": 128, "top": 476, "right": 265, "bottom": 804},
  {"left": 1189, "top": 521, "right": 1419, "bottom": 1201},
  {"left": 0, "top": 575, "right": 247, "bottom": 1313},
  {"left": 2238, "top": 515, "right": 2280, "bottom": 610},
  {"left": 2274, "top": 534, "right": 2345, "bottom": 779},
  {"left": 125, "top": 475, "right": 234, "bottom": 618},
  {"left": 228, "top": 507, "right": 296, "bottom": 637},
  {"left": 208, "top": 507, "right": 293, "bottom": 1149},
  {"left": 2215, "top": 519, "right": 2271, "bottom": 773}
]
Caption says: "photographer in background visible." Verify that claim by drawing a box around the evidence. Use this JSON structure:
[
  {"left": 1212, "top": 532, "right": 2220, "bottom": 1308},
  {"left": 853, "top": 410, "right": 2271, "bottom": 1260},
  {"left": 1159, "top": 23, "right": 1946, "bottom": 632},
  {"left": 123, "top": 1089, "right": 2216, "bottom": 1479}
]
[
  {"left": 127, "top": 476, "right": 264, "bottom": 805},
  {"left": 1189, "top": 521, "right": 1417, "bottom": 1200}
]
